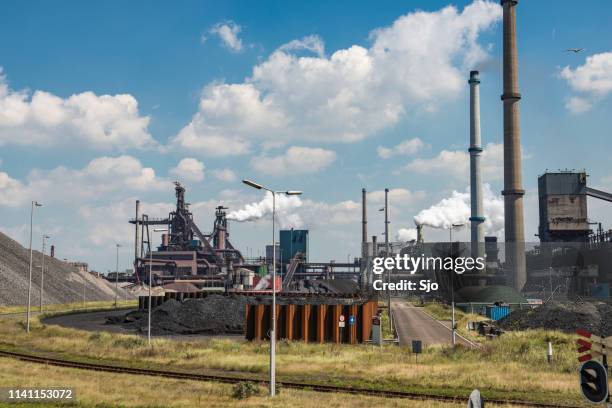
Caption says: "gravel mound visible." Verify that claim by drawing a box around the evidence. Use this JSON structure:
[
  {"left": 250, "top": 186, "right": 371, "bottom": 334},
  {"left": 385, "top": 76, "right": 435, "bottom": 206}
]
[
  {"left": 123, "top": 295, "right": 248, "bottom": 335},
  {"left": 0, "top": 231, "right": 130, "bottom": 306},
  {"left": 497, "top": 300, "right": 612, "bottom": 336}
]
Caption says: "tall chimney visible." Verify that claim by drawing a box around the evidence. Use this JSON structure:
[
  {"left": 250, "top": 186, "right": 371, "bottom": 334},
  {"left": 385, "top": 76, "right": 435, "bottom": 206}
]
[
  {"left": 416, "top": 223, "right": 424, "bottom": 243},
  {"left": 501, "top": 0, "right": 526, "bottom": 291},
  {"left": 469, "top": 71, "right": 485, "bottom": 261},
  {"left": 361, "top": 188, "right": 368, "bottom": 246},
  {"left": 134, "top": 200, "right": 140, "bottom": 269}
]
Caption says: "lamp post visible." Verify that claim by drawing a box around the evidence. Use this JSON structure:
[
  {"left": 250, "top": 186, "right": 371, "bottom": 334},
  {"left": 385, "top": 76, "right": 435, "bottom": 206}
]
[
  {"left": 40, "top": 234, "right": 50, "bottom": 313},
  {"left": 115, "top": 243, "right": 121, "bottom": 308},
  {"left": 379, "top": 188, "right": 392, "bottom": 333},
  {"left": 242, "top": 179, "right": 302, "bottom": 397},
  {"left": 449, "top": 222, "right": 465, "bottom": 347},
  {"left": 26, "top": 201, "right": 42, "bottom": 333},
  {"left": 147, "top": 227, "right": 167, "bottom": 346}
]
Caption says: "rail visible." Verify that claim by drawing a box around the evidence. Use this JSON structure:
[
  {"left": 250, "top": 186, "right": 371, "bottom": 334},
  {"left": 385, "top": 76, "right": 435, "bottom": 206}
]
[{"left": 0, "top": 349, "right": 582, "bottom": 407}]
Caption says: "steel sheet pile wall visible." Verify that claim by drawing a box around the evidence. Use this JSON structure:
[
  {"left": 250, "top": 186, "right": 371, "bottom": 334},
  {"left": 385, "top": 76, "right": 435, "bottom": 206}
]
[{"left": 245, "top": 300, "right": 377, "bottom": 344}]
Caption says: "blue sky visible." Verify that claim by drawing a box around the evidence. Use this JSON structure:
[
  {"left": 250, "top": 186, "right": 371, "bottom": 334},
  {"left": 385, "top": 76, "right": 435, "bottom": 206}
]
[{"left": 1, "top": 0, "right": 612, "bottom": 272}]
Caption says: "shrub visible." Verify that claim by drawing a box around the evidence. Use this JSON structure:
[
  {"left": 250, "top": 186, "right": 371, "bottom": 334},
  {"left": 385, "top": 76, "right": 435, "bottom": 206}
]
[{"left": 232, "top": 382, "right": 262, "bottom": 399}]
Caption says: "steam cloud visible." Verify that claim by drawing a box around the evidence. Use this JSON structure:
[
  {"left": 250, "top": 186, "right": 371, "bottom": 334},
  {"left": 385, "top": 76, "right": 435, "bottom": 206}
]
[
  {"left": 396, "top": 228, "right": 418, "bottom": 241},
  {"left": 412, "top": 184, "right": 504, "bottom": 236},
  {"left": 227, "top": 191, "right": 304, "bottom": 228}
]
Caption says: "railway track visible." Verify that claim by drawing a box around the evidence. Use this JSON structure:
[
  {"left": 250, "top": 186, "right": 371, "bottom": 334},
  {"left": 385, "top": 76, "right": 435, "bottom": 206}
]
[{"left": 0, "top": 349, "right": 582, "bottom": 407}]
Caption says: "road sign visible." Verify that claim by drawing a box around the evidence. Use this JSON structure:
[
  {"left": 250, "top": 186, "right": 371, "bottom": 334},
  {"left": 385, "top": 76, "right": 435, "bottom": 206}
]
[
  {"left": 579, "top": 360, "right": 609, "bottom": 404},
  {"left": 576, "top": 329, "right": 612, "bottom": 362},
  {"left": 411, "top": 340, "right": 422, "bottom": 354},
  {"left": 339, "top": 315, "right": 345, "bottom": 322},
  {"left": 339, "top": 321, "right": 345, "bottom": 328},
  {"left": 348, "top": 315, "right": 355, "bottom": 325}
]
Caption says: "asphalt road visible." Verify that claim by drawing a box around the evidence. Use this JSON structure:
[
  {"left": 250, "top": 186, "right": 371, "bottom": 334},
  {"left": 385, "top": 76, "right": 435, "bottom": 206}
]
[{"left": 391, "top": 300, "right": 474, "bottom": 348}]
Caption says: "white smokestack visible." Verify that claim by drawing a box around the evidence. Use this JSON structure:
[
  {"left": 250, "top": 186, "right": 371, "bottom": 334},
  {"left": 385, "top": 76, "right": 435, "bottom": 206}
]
[{"left": 469, "top": 70, "right": 485, "bottom": 258}]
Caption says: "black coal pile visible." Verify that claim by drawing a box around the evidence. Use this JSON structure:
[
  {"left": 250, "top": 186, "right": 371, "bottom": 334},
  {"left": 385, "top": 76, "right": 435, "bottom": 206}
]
[
  {"left": 497, "top": 300, "right": 612, "bottom": 336},
  {"left": 115, "top": 295, "right": 248, "bottom": 335}
]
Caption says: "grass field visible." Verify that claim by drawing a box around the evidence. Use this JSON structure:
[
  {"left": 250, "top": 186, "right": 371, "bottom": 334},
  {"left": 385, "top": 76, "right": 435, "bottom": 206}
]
[
  {"left": 0, "top": 300, "right": 589, "bottom": 406},
  {"left": 0, "top": 300, "right": 137, "bottom": 315},
  {"left": 0, "top": 357, "right": 531, "bottom": 408}
]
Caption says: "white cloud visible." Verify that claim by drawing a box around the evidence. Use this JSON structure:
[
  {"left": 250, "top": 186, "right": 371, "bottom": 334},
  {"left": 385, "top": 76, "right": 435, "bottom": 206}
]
[
  {"left": 251, "top": 146, "right": 336, "bottom": 175},
  {"left": 377, "top": 138, "right": 425, "bottom": 159},
  {"left": 79, "top": 199, "right": 174, "bottom": 247},
  {"left": 0, "top": 68, "right": 154, "bottom": 149},
  {"left": 367, "top": 188, "right": 426, "bottom": 207},
  {"left": 172, "top": 1, "right": 502, "bottom": 156},
  {"left": 208, "top": 21, "right": 244, "bottom": 53},
  {"left": 565, "top": 96, "right": 593, "bottom": 114},
  {"left": 212, "top": 168, "right": 237, "bottom": 182},
  {"left": 278, "top": 35, "right": 325, "bottom": 57},
  {"left": 0, "top": 155, "right": 166, "bottom": 207},
  {"left": 170, "top": 158, "right": 205, "bottom": 182},
  {"left": 413, "top": 184, "right": 504, "bottom": 236},
  {"left": 401, "top": 142, "right": 504, "bottom": 181},
  {"left": 560, "top": 51, "right": 612, "bottom": 113}
]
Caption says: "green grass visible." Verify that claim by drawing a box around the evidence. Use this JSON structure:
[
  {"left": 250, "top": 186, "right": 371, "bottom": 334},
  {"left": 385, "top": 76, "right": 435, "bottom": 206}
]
[
  {"left": 0, "top": 300, "right": 137, "bottom": 315},
  {"left": 0, "top": 300, "right": 590, "bottom": 406}
]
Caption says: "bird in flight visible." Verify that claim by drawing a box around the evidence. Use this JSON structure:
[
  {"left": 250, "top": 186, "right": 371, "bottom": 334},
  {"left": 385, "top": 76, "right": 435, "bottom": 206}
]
[{"left": 565, "top": 48, "right": 584, "bottom": 53}]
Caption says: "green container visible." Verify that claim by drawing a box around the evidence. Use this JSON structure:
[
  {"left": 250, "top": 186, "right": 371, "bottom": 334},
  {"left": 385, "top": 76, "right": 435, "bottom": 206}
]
[{"left": 256, "top": 265, "right": 268, "bottom": 277}]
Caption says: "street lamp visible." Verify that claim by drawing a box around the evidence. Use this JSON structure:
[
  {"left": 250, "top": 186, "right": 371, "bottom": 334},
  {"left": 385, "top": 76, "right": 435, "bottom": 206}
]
[
  {"left": 26, "top": 201, "right": 42, "bottom": 333},
  {"left": 40, "top": 234, "right": 50, "bottom": 313},
  {"left": 115, "top": 243, "right": 121, "bottom": 308},
  {"left": 379, "top": 187, "right": 391, "bottom": 333},
  {"left": 147, "top": 227, "right": 167, "bottom": 346},
  {"left": 449, "top": 222, "right": 465, "bottom": 347},
  {"left": 242, "top": 179, "right": 302, "bottom": 397}
]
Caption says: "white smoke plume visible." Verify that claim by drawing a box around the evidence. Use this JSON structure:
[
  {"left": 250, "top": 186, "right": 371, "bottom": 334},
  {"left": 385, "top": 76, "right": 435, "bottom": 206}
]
[
  {"left": 227, "top": 191, "right": 303, "bottom": 228},
  {"left": 413, "top": 184, "right": 504, "bottom": 236},
  {"left": 396, "top": 228, "right": 418, "bottom": 241}
]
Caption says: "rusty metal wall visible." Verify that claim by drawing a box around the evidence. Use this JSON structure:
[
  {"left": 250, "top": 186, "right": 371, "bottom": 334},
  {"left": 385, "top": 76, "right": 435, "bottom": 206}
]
[{"left": 245, "top": 300, "right": 377, "bottom": 344}]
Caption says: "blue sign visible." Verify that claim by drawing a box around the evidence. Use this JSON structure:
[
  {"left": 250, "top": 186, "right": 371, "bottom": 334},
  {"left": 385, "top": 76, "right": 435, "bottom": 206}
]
[{"left": 348, "top": 315, "right": 355, "bottom": 325}]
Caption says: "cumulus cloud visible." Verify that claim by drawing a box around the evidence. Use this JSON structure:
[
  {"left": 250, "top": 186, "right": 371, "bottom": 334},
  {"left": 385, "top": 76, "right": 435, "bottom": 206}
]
[
  {"left": 171, "top": 1, "right": 502, "bottom": 156},
  {"left": 170, "top": 158, "right": 205, "bottom": 182},
  {"left": 251, "top": 146, "right": 336, "bottom": 175},
  {"left": 212, "top": 168, "right": 237, "bottom": 182},
  {"left": 367, "top": 188, "right": 426, "bottom": 207},
  {"left": 0, "top": 68, "right": 154, "bottom": 149},
  {"left": 560, "top": 51, "right": 612, "bottom": 113},
  {"left": 0, "top": 155, "right": 166, "bottom": 207},
  {"left": 401, "top": 142, "right": 504, "bottom": 181},
  {"left": 413, "top": 184, "right": 504, "bottom": 236},
  {"left": 207, "top": 21, "right": 244, "bottom": 53},
  {"left": 377, "top": 138, "right": 425, "bottom": 159}
]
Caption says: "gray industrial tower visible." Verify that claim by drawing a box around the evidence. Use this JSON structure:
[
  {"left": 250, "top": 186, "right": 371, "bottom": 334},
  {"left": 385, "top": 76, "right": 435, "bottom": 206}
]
[
  {"left": 501, "top": 0, "right": 526, "bottom": 291},
  {"left": 469, "top": 71, "right": 485, "bottom": 262}
]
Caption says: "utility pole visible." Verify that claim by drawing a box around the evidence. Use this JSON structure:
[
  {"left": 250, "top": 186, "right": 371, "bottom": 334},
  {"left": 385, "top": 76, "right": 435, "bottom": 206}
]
[
  {"left": 26, "top": 201, "right": 42, "bottom": 333},
  {"left": 115, "top": 243, "right": 121, "bottom": 307},
  {"left": 40, "top": 234, "right": 50, "bottom": 312},
  {"left": 382, "top": 188, "right": 392, "bottom": 333}
]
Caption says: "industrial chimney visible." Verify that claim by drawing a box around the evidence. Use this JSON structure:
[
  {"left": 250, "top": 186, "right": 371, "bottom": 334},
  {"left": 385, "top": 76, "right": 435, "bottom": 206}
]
[
  {"left": 134, "top": 200, "right": 140, "bottom": 268},
  {"left": 361, "top": 188, "right": 368, "bottom": 248},
  {"left": 501, "top": 0, "right": 526, "bottom": 291},
  {"left": 416, "top": 223, "right": 424, "bottom": 243},
  {"left": 469, "top": 71, "right": 485, "bottom": 261}
]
